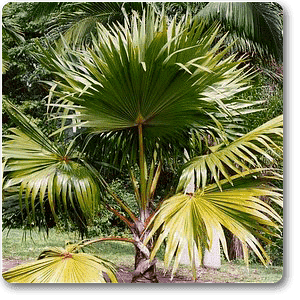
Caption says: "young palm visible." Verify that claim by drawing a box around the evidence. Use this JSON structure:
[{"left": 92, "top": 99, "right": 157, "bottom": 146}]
[{"left": 3, "top": 10, "right": 283, "bottom": 283}]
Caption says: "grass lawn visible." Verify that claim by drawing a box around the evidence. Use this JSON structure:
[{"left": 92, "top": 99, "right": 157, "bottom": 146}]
[{"left": 2, "top": 228, "right": 283, "bottom": 283}]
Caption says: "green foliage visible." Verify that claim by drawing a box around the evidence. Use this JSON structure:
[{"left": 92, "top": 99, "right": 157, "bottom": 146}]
[
  {"left": 109, "top": 179, "right": 139, "bottom": 214},
  {"left": 29, "top": 2, "right": 145, "bottom": 46},
  {"left": 2, "top": 2, "right": 54, "bottom": 135},
  {"left": 86, "top": 178, "right": 137, "bottom": 237},
  {"left": 248, "top": 228, "right": 283, "bottom": 266},
  {"left": 197, "top": 2, "right": 283, "bottom": 63},
  {"left": 2, "top": 2, "right": 24, "bottom": 73},
  {"left": 245, "top": 83, "right": 283, "bottom": 131}
]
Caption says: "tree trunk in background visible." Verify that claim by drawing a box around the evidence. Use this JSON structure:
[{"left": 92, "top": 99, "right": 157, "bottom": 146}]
[
  {"left": 179, "top": 244, "right": 201, "bottom": 266},
  {"left": 228, "top": 233, "right": 244, "bottom": 260},
  {"left": 203, "top": 227, "right": 221, "bottom": 269}
]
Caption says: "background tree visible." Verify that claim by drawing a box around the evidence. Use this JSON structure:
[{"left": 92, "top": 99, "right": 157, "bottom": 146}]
[
  {"left": 28, "top": 2, "right": 145, "bottom": 45},
  {"left": 2, "top": 3, "right": 25, "bottom": 72}
]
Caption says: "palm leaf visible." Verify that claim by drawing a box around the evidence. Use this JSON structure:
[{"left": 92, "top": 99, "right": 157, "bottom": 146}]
[
  {"left": 29, "top": 2, "right": 68, "bottom": 19},
  {"left": 2, "top": 54, "right": 10, "bottom": 73},
  {"left": 178, "top": 115, "right": 283, "bottom": 192},
  {"left": 40, "top": 2, "right": 144, "bottom": 45},
  {"left": 3, "top": 99, "right": 100, "bottom": 224},
  {"left": 145, "top": 170, "right": 283, "bottom": 279},
  {"left": 34, "top": 9, "right": 251, "bottom": 145},
  {"left": 2, "top": 244, "right": 117, "bottom": 283},
  {"left": 2, "top": 4, "right": 25, "bottom": 44},
  {"left": 198, "top": 2, "right": 283, "bottom": 62}
]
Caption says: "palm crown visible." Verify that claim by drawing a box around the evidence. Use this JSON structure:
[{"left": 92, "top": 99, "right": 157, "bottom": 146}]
[{"left": 35, "top": 10, "right": 252, "bottom": 138}]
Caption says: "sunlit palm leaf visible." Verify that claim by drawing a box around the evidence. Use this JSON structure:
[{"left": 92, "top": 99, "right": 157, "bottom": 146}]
[
  {"left": 178, "top": 115, "right": 283, "bottom": 191},
  {"left": 3, "top": 244, "right": 117, "bottom": 283},
  {"left": 3, "top": 100, "right": 100, "bottom": 223},
  {"left": 146, "top": 170, "right": 282, "bottom": 279},
  {"left": 34, "top": 9, "right": 251, "bottom": 144}
]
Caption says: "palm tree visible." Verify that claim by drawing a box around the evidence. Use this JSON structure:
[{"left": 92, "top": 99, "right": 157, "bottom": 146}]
[{"left": 2, "top": 9, "right": 283, "bottom": 283}]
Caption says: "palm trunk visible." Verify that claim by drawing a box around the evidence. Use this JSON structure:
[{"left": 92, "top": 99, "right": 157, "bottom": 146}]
[
  {"left": 131, "top": 218, "right": 159, "bottom": 283},
  {"left": 131, "top": 245, "right": 158, "bottom": 283},
  {"left": 130, "top": 123, "right": 159, "bottom": 283}
]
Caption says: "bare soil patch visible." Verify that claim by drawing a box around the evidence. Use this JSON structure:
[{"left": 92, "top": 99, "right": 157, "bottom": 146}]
[
  {"left": 2, "top": 258, "right": 32, "bottom": 273},
  {"left": 115, "top": 265, "right": 197, "bottom": 283}
]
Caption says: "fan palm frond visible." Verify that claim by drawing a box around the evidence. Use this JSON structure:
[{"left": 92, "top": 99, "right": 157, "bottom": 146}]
[
  {"left": 146, "top": 170, "right": 283, "bottom": 279},
  {"left": 198, "top": 2, "right": 283, "bottom": 62},
  {"left": 3, "top": 100, "right": 101, "bottom": 223},
  {"left": 3, "top": 244, "right": 117, "bottom": 283},
  {"left": 178, "top": 115, "right": 283, "bottom": 191},
  {"left": 35, "top": 9, "right": 251, "bottom": 145}
]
